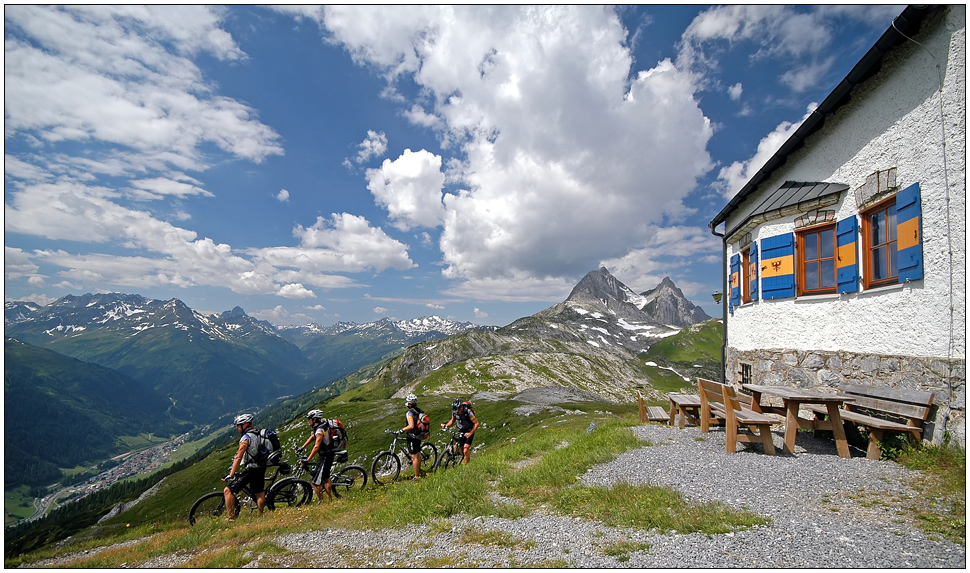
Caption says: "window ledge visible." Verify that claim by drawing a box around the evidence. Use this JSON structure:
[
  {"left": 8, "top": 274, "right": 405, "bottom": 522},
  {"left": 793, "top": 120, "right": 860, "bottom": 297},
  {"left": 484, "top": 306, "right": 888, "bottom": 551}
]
[
  {"left": 794, "top": 292, "right": 840, "bottom": 303},
  {"left": 859, "top": 282, "right": 906, "bottom": 296}
]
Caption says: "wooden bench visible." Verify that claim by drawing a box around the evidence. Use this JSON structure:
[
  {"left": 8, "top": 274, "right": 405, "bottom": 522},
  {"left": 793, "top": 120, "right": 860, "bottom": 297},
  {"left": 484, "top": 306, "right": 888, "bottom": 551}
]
[
  {"left": 667, "top": 393, "right": 702, "bottom": 427},
  {"left": 698, "top": 378, "right": 780, "bottom": 455},
  {"left": 637, "top": 390, "right": 675, "bottom": 423},
  {"left": 645, "top": 406, "right": 670, "bottom": 422},
  {"left": 806, "top": 383, "right": 935, "bottom": 460}
]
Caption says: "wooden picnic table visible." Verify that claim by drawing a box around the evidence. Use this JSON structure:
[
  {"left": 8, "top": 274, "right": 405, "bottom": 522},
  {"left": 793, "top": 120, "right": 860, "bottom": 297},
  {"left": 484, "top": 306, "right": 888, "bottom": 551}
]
[{"left": 742, "top": 384, "right": 854, "bottom": 459}]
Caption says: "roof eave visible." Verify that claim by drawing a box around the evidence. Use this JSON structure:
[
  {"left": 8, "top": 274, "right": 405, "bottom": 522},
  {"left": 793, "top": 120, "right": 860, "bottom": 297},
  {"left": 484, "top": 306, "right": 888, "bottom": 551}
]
[{"left": 708, "top": 5, "right": 939, "bottom": 231}]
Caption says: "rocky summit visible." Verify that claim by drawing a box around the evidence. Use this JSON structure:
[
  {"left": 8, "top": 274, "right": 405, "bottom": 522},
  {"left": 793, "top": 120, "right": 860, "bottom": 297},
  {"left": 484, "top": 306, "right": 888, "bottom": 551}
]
[
  {"left": 380, "top": 268, "right": 718, "bottom": 405},
  {"left": 639, "top": 276, "right": 711, "bottom": 327}
]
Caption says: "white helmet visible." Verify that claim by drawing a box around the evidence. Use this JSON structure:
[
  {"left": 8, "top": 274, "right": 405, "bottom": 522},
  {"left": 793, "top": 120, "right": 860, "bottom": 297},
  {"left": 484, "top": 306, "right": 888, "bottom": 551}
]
[
  {"left": 405, "top": 393, "right": 417, "bottom": 406},
  {"left": 306, "top": 410, "right": 323, "bottom": 420},
  {"left": 233, "top": 413, "right": 254, "bottom": 426}
]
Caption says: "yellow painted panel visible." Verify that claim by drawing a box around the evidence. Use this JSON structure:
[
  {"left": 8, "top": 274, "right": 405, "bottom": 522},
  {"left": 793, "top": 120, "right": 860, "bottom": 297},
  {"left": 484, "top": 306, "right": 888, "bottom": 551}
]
[
  {"left": 731, "top": 272, "right": 739, "bottom": 289},
  {"left": 837, "top": 243, "right": 856, "bottom": 267},
  {"left": 760, "top": 255, "right": 793, "bottom": 278},
  {"left": 898, "top": 217, "right": 920, "bottom": 250}
]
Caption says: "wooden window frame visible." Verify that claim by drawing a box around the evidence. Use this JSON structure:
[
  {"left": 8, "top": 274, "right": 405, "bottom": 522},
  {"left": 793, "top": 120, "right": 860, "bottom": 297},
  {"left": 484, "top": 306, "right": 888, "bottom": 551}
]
[
  {"left": 796, "top": 222, "right": 837, "bottom": 296},
  {"left": 861, "top": 195, "right": 898, "bottom": 289}
]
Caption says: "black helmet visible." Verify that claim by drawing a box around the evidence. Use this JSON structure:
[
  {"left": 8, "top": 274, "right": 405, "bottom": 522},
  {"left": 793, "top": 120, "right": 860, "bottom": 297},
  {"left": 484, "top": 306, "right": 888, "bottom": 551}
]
[{"left": 452, "top": 398, "right": 463, "bottom": 414}]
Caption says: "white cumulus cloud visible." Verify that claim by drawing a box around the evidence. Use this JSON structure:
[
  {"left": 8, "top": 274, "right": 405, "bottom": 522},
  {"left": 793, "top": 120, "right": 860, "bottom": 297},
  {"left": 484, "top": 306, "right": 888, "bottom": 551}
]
[
  {"left": 278, "top": 283, "right": 315, "bottom": 299},
  {"left": 715, "top": 104, "right": 816, "bottom": 198},
  {"left": 314, "top": 6, "right": 714, "bottom": 288},
  {"left": 366, "top": 149, "right": 447, "bottom": 231},
  {"left": 354, "top": 130, "right": 389, "bottom": 164}
]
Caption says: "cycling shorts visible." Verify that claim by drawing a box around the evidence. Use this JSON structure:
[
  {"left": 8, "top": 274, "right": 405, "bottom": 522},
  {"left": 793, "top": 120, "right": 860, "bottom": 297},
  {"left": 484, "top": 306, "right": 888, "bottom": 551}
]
[
  {"left": 311, "top": 450, "right": 335, "bottom": 486},
  {"left": 457, "top": 432, "right": 475, "bottom": 448},
  {"left": 229, "top": 466, "right": 266, "bottom": 495},
  {"left": 405, "top": 434, "right": 423, "bottom": 455}
]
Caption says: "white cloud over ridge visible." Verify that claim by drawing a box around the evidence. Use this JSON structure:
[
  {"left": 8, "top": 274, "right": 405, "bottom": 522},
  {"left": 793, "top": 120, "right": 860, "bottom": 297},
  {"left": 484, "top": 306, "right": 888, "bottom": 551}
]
[
  {"left": 317, "top": 5, "right": 715, "bottom": 286},
  {"left": 4, "top": 6, "right": 412, "bottom": 301}
]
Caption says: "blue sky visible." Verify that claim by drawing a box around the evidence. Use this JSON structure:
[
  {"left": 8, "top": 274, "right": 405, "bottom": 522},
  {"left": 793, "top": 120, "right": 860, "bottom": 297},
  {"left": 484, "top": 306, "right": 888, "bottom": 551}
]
[{"left": 4, "top": 5, "right": 903, "bottom": 327}]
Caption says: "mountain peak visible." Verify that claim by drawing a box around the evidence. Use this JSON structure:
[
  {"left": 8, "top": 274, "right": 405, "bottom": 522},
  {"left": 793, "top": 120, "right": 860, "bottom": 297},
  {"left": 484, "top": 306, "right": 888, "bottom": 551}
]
[
  {"left": 221, "top": 306, "right": 248, "bottom": 319},
  {"left": 561, "top": 268, "right": 709, "bottom": 329},
  {"left": 640, "top": 277, "right": 710, "bottom": 327},
  {"left": 567, "top": 267, "right": 635, "bottom": 305}
]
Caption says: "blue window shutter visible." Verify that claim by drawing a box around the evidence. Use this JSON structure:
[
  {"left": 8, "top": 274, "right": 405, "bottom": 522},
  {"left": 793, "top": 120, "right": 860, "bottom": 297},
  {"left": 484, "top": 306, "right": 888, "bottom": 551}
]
[
  {"left": 749, "top": 242, "right": 759, "bottom": 300},
  {"left": 730, "top": 254, "right": 741, "bottom": 307},
  {"left": 760, "top": 232, "right": 796, "bottom": 299},
  {"left": 836, "top": 216, "right": 859, "bottom": 293},
  {"left": 896, "top": 182, "right": 923, "bottom": 282}
]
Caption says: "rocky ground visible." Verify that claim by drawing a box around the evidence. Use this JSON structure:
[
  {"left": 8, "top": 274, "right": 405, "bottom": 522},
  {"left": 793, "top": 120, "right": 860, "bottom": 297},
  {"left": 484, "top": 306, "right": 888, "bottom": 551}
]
[{"left": 24, "top": 423, "right": 966, "bottom": 568}]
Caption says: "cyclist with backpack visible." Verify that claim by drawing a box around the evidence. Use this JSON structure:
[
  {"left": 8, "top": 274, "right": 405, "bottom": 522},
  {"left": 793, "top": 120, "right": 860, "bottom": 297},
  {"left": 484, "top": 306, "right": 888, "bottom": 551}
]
[
  {"left": 401, "top": 394, "right": 429, "bottom": 479},
  {"left": 441, "top": 398, "right": 480, "bottom": 464},
  {"left": 222, "top": 413, "right": 266, "bottom": 520},
  {"left": 298, "top": 409, "right": 335, "bottom": 503}
]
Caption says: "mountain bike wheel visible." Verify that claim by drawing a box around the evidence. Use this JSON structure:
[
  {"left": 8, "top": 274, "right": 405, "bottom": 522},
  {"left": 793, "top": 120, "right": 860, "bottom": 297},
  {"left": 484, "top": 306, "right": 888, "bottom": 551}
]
[
  {"left": 333, "top": 465, "right": 367, "bottom": 493},
  {"left": 419, "top": 443, "right": 438, "bottom": 474},
  {"left": 189, "top": 491, "right": 239, "bottom": 526},
  {"left": 432, "top": 448, "right": 450, "bottom": 471},
  {"left": 435, "top": 448, "right": 458, "bottom": 471},
  {"left": 371, "top": 452, "right": 401, "bottom": 485},
  {"left": 266, "top": 478, "right": 312, "bottom": 510}
]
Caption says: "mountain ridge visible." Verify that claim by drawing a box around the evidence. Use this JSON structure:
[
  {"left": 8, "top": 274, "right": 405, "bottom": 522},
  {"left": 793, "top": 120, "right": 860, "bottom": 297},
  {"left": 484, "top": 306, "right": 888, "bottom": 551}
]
[{"left": 371, "top": 268, "right": 716, "bottom": 404}]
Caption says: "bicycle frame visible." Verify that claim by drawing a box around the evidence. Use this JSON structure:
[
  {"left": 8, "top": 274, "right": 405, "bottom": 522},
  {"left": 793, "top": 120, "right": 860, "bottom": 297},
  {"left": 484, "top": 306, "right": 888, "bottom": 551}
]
[
  {"left": 432, "top": 429, "right": 464, "bottom": 470},
  {"left": 189, "top": 463, "right": 294, "bottom": 525},
  {"left": 371, "top": 430, "right": 437, "bottom": 485},
  {"left": 233, "top": 463, "right": 289, "bottom": 507},
  {"left": 295, "top": 450, "right": 350, "bottom": 480},
  {"left": 293, "top": 449, "right": 368, "bottom": 495}
]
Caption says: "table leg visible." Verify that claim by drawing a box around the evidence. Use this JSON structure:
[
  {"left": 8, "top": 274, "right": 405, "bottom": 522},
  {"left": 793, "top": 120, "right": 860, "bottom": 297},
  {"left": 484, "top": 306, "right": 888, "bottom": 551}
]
[
  {"left": 827, "top": 403, "right": 851, "bottom": 459},
  {"left": 668, "top": 398, "right": 677, "bottom": 426},
  {"left": 749, "top": 391, "right": 764, "bottom": 413},
  {"left": 783, "top": 400, "right": 799, "bottom": 455}
]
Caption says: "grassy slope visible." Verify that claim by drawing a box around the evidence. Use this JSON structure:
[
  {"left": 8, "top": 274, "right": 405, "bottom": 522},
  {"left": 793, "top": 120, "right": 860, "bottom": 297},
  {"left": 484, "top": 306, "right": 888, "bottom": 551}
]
[
  {"left": 7, "top": 412, "right": 773, "bottom": 568},
  {"left": 7, "top": 356, "right": 965, "bottom": 565}
]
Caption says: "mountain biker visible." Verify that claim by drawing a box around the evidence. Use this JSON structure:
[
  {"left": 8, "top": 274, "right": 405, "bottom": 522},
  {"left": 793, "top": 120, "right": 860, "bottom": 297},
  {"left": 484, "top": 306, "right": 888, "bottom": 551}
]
[
  {"left": 401, "top": 394, "right": 426, "bottom": 479},
  {"left": 298, "top": 409, "right": 335, "bottom": 503},
  {"left": 441, "top": 398, "right": 480, "bottom": 464},
  {"left": 223, "top": 413, "right": 266, "bottom": 519}
]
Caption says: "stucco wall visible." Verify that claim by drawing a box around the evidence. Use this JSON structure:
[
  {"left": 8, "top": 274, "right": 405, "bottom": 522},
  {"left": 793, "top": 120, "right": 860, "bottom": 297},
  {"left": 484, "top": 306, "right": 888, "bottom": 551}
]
[{"left": 721, "top": 7, "right": 966, "bottom": 446}]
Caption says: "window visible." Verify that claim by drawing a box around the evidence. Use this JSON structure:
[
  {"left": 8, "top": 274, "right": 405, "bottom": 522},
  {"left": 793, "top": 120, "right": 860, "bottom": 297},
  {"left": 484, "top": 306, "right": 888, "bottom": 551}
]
[
  {"left": 862, "top": 196, "right": 897, "bottom": 288},
  {"left": 797, "top": 223, "right": 836, "bottom": 295},
  {"left": 740, "top": 363, "right": 752, "bottom": 385}
]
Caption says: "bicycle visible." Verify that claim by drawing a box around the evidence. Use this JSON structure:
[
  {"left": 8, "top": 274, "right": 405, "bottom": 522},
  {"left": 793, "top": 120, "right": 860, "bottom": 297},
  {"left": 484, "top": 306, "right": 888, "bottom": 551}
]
[
  {"left": 431, "top": 429, "right": 464, "bottom": 471},
  {"left": 371, "top": 430, "right": 437, "bottom": 485},
  {"left": 188, "top": 461, "right": 311, "bottom": 525},
  {"left": 293, "top": 447, "right": 368, "bottom": 497}
]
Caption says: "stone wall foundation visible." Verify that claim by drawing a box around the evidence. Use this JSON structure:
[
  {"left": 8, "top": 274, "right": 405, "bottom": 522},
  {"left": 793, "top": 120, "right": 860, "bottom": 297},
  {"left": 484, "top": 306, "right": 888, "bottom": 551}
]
[{"left": 727, "top": 347, "right": 966, "bottom": 448}]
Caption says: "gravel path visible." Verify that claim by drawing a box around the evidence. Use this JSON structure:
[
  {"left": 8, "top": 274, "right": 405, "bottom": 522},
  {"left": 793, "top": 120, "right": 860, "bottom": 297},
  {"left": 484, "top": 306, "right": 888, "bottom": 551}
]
[
  {"left": 25, "top": 424, "right": 966, "bottom": 568},
  {"left": 270, "top": 424, "right": 965, "bottom": 568}
]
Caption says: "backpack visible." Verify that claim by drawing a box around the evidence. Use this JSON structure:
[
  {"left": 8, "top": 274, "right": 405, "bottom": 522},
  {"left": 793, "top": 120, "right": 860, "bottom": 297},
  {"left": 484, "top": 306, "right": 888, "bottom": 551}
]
[
  {"left": 326, "top": 418, "right": 348, "bottom": 451},
  {"left": 410, "top": 408, "right": 431, "bottom": 440},
  {"left": 246, "top": 428, "right": 282, "bottom": 467},
  {"left": 455, "top": 401, "right": 475, "bottom": 431}
]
